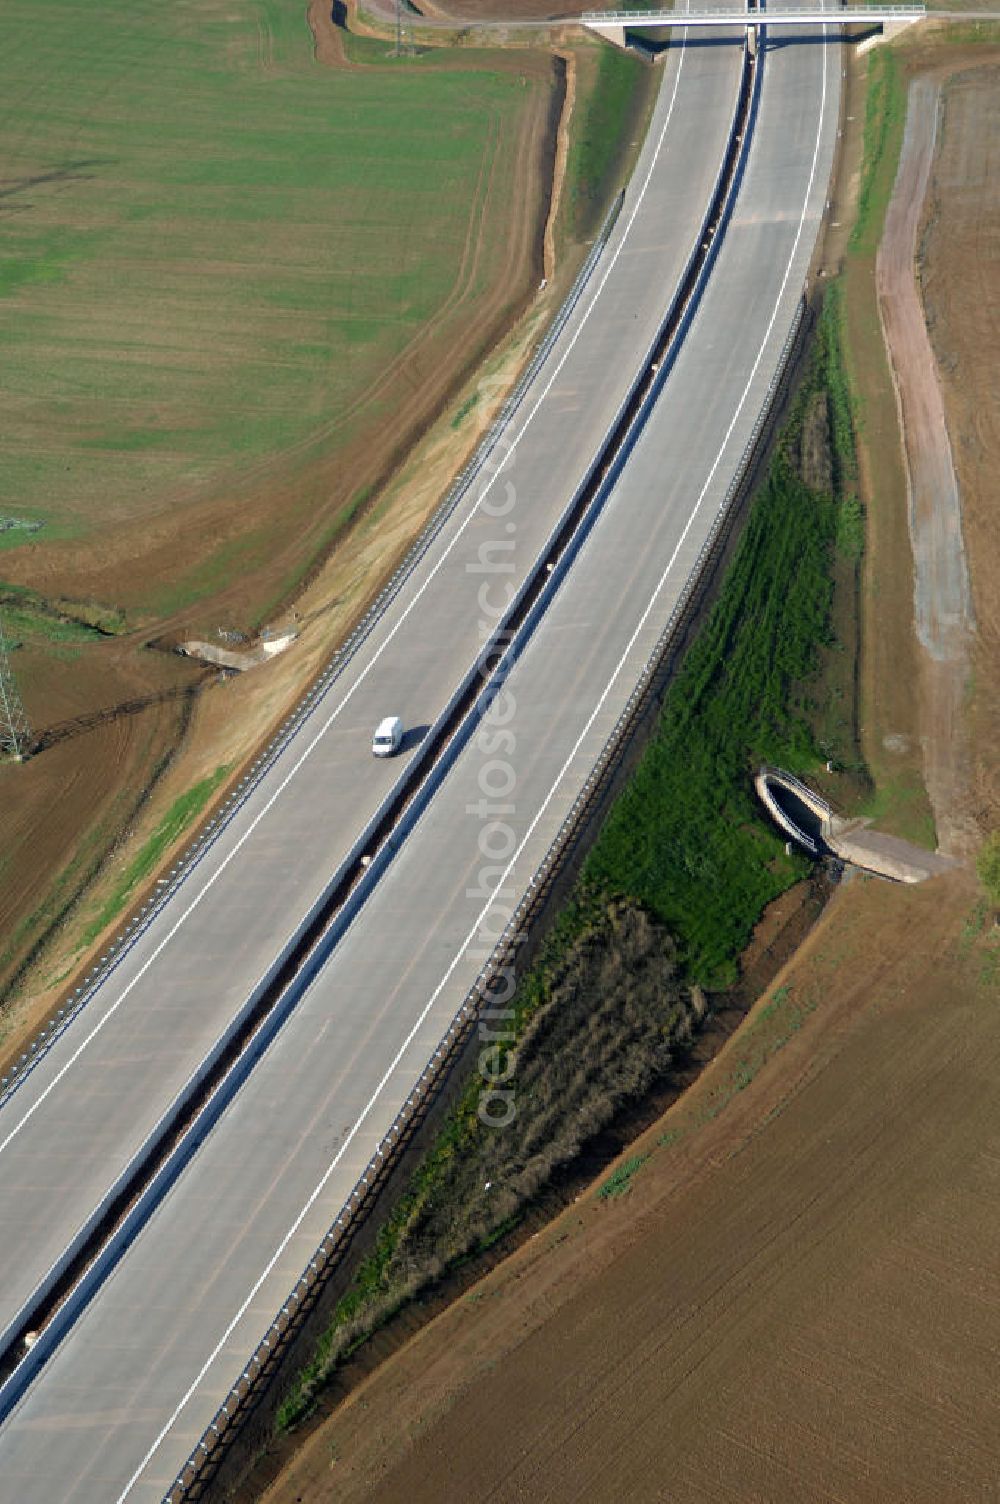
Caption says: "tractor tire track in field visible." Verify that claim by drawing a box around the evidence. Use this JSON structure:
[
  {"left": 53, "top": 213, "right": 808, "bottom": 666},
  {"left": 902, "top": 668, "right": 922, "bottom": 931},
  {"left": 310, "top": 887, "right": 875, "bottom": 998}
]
[
  {"left": 0, "top": 3, "right": 559, "bottom": 1027},
  {"left": 306, "top": 0, "right": 556, "bottom": 442},
  {"left": 331, "top": 106, "right": 506, "bottom": 435}
]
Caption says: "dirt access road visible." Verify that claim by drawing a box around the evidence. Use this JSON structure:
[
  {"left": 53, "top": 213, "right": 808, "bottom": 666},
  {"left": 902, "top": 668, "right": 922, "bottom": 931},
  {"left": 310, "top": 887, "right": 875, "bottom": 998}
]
[
  {"left": 916, "top": 47, "right": 1000, "bottom": 831},
  {"left": 877, "top": 73, "right": 976, "bottom": 853}
]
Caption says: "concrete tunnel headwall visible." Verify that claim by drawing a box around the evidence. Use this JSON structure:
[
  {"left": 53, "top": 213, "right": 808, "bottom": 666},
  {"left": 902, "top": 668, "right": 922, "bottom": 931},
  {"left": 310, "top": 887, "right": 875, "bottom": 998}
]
[
  {"left": 754, "top": 766, "right": 960, "bottom": 883},
  {"left": 754, "top": 765, "right": 833, "bottom": 857}
]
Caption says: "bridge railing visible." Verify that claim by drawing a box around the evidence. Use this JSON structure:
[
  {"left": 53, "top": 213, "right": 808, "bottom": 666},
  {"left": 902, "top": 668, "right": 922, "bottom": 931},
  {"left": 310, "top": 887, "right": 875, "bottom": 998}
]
[{"left": 582, "top": 3, "right": 925, "bottom": 19}]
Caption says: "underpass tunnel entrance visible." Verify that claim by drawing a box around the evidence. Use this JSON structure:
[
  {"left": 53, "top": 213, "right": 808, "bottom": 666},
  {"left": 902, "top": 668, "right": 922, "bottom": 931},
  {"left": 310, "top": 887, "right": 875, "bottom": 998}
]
[{"left": 769, "top": 781, "right": 829, "bottom": 853}]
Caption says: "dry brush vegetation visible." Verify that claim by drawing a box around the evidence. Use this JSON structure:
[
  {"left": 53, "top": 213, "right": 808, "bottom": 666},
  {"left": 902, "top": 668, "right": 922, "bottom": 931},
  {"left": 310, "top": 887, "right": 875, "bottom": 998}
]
[{"left": 277, "top": 898, "right": 698, "bottom": 1426}]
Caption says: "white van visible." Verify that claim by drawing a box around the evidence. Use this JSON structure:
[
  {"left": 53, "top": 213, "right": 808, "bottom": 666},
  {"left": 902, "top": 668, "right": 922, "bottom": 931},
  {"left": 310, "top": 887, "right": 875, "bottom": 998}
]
[{"left": 372, "top": 715, "right": 404, "bottom": 758}]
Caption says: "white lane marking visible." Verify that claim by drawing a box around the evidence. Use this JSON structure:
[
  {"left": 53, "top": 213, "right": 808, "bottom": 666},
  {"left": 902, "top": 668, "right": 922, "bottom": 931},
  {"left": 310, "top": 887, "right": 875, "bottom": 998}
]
[
  {"left": 114, "top": 26, "right": 832, "bottom": 1500},
  {"left": 0, "top": 39, "right": 700, "bottom": 1164}
]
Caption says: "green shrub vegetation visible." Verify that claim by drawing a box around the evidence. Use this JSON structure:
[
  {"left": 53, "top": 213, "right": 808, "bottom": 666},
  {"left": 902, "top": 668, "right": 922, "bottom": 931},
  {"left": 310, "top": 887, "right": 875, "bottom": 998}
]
[
  {"left": 277, "top": 899, "right": 698, "bottom": 1429},
  {"left": 851, "top": 47, "right": 906, "bottom": 255},
  {"left": 814, "top": 279, "right": 856, "bottom": 486},
  {"left": 597, "top": 1153, "right": 650, "bottom": 1199},
  {"left": 977, "top": 833, "right": 1000, "bottom": 906},
  {"left": 0, "top": 582, "right": 123, "bottom": 646},
  {"left": 579, "top": 290, "right": 863, "bottom": 986},
  {"left": 581, "top": 456, "right": 826, "bottom": 984},
  {"left": 0, "top": 606, "right": 94, "bottom": 648},
  {"left": 566, "top": 45, "right": 648, "bottom": 239},
  {"left": 81, "top": 766, "right": 230, "bottom": 945}
]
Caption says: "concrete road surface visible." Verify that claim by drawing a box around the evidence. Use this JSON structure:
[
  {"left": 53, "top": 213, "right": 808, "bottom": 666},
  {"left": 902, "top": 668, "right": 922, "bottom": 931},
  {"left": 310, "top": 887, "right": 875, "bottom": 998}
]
[
  {"left": 0, "top": 18, "right": 839, "bottom": 1502},
  {"left": 0, "top": 31, "right": 742, "bottom": 1357}
]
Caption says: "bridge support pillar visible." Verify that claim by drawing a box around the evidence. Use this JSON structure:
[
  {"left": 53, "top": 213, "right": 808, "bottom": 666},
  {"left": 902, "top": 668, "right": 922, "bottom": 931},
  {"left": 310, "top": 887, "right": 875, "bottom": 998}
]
[
  {"left": 882, "top": 16, "right": 919, "bottom": 39},
  {"left": 855, "top": 14, "right": 920, "bottom": 51},
  {"left": 585, "top": 20, "right": 631, "bottom": 49}
]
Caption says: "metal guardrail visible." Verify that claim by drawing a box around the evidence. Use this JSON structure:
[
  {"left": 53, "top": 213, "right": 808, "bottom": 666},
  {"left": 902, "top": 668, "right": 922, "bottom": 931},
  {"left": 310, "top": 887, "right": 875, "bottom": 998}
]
[
  {"left": 160, "top": 37, "right": 769, "bottom": 1503},
  {"left": 583, "top": 3, "right": 924, "bottom": 16},
  {"left": 0, "top": 192, "right": 626, "bottom": 1119}
]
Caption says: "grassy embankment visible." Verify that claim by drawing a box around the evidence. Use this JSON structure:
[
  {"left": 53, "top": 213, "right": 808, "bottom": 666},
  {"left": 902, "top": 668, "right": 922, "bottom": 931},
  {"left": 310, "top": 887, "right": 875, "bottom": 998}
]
[
  {"left": 79, "top": 765, "right": 230, "bottom": 946},
  {"left": 977, "top": 835, "right": 1000, "bottom": 906},
  {"left": 275, "top": 288, "right": 864, "bottom": 1430},
  {"left": 818, "top": 21, "right": 1000, "bottom": 851},
  {"left": 564, "top": 45, "right": 650, "bottom": 239},
  {"left": 0, "top": 583, "right": 126, "bottom": 659},
  {"left": 0, "top": 766, "right": 230, "bottom": 1007}
]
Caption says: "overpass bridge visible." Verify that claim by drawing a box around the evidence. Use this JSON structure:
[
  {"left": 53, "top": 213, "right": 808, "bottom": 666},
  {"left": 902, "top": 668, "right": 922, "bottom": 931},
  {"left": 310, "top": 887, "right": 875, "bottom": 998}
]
[{"left": 583, "top": 2, "right": 925, "bottom": 45}]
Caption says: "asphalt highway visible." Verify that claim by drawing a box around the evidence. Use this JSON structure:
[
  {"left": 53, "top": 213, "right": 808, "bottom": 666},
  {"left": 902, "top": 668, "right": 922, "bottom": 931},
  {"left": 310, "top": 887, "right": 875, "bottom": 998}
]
[
  {"left": 0, "top": 16, "right": 840, "bottom": 1502},
  {"left": 0, "top": 29, "right": 742, "bottom": 1361}
]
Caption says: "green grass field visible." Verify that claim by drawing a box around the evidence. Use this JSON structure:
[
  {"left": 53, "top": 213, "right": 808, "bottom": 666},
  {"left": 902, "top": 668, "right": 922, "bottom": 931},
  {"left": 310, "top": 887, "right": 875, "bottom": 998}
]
[
  {"left": 80, "top": 764, "right": 230, "bottom": 946},
  {"left": 850, "top": 47, "right": 906, "bottom": 255},
  {"left": 0, "top": 0, "right": 536, "bottom": 597},
  {"left": 565, "top": 45, "right": 649, "bottom": 238}
]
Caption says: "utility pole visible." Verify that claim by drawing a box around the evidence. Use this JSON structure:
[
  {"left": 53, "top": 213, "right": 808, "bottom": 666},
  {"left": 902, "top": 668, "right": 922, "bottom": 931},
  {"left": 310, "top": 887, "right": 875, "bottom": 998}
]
[
  {"left": 392, "top": 0, "right": 413, "bottom": 57},
  {"left": 0, "top": 611, "right": 32, "bottom": 760}
]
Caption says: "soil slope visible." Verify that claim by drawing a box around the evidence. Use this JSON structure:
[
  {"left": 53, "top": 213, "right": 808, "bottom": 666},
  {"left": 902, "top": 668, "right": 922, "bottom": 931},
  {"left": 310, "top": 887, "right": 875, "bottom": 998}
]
[{"left": 918, "top": 57, "right": 1000, "bottom": 831}]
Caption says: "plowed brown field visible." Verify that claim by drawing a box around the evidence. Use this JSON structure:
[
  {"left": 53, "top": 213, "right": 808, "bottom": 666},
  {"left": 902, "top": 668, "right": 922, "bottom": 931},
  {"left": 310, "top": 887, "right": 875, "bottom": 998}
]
[
  {"left": 263, "top": 872, "right": 1000, "bottom": 1504},
  {"left": 917, "top": 53, "right": 1000, "bottom": 830},
  {"left": 0, "top": 641, "right": 197, "bottom": 1030}
]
